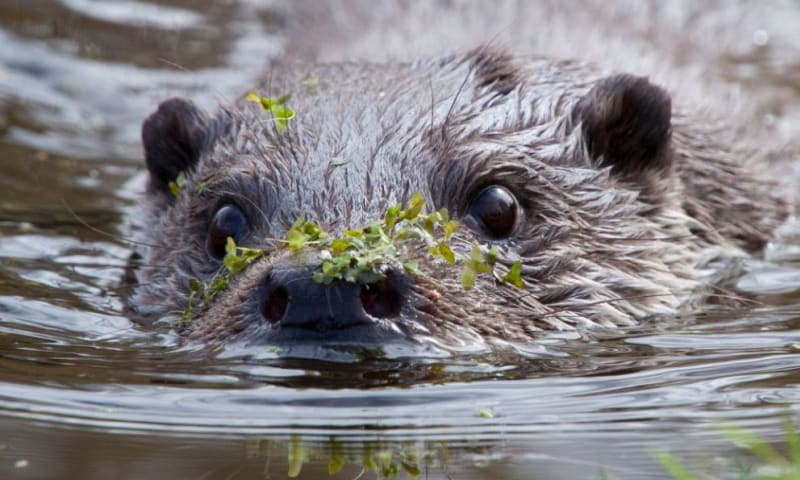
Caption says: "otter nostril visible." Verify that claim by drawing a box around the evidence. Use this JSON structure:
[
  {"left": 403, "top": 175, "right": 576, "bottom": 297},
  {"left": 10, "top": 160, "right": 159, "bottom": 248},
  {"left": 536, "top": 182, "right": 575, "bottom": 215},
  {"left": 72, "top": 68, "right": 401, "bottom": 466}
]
[
  {"left": 262, "top": 285, "right": 289, "bottom": 324},
  {"left": 360, "top": 275, "right": 403, "bottom": 319}
]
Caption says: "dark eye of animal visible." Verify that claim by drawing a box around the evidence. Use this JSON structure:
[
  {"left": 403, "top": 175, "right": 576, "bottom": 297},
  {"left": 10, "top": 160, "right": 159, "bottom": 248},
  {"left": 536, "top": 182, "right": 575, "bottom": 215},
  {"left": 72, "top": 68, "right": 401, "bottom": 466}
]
[
  {"left": 466, "top": 185, "right": 520, "bottom": 239},
  {"left": 207, "top": 204, "right": 249, "bottom": 259}
]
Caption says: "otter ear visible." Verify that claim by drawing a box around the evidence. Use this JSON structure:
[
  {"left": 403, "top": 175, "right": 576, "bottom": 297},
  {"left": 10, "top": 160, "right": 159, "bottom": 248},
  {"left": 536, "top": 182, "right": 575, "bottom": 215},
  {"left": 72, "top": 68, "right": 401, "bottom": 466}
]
[
  {"left": 572, "top": 74, "right": 672, "bottom": 177},
  {"left": 142, "top": 98, "right": 213, "bottom": 195}
]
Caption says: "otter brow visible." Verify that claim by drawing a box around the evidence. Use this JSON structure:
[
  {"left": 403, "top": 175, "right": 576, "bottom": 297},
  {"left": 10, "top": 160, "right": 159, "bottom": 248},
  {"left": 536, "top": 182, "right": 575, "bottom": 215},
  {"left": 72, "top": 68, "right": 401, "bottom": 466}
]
[{"left": 193, "top": 170, "right": 282, "bottom": 220}]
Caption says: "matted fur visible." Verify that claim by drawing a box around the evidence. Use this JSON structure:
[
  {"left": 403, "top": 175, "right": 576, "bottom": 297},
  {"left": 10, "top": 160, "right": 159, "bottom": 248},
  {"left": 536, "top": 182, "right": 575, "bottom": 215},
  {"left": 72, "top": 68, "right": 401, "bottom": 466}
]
[{"left": 133, "top": 49, "right": 788, "bottom": 348}]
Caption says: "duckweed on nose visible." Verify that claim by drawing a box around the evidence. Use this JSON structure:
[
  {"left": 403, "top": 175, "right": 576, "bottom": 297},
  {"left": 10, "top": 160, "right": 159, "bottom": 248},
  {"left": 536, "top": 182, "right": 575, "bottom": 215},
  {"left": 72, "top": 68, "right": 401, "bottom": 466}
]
[{"left": 181, "top": 192, "right": 524, "bottom": 324}]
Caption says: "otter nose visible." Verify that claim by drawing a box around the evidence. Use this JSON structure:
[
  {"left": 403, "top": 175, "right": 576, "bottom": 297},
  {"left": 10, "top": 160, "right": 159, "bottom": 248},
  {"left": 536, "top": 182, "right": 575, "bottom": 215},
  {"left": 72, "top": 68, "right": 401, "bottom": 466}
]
[{"left": 260, "top": 268, "right": 405, "bottom": 331}]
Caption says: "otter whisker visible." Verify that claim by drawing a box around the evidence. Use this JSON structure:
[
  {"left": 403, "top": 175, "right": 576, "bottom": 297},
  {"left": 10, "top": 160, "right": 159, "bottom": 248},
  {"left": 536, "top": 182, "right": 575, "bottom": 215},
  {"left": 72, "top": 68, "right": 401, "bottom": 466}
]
[
  {"left": 213, "top": 189, "right": 273, "bottom": 229},
  {"left": 427, "top": 74, "right": 436, "bottom": 141},
  {"left": 440, "top": 57, "right": 473, "bottom": 148},
  {"left": 533, "top": 287, "right": 759, "bottom": 321},
  {"left": 700, "top": 286, "right": 761, "bottom": 307},
  {"left": 589, "top": 234, "right": 698, "bottom": 243},
  {"left": 60, "top": 198, "right": 160, "bottom": 249}
]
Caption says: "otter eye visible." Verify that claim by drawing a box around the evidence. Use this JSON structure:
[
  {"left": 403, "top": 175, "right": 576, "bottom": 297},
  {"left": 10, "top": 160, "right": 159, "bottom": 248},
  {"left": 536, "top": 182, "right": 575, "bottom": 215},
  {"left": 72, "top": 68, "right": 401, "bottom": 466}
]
[
  {"left": 207, "top": 204, "right": 249, "bottom": 259},
  {"left": 467, "top": 186, "right": 519, "bottom": 239}
]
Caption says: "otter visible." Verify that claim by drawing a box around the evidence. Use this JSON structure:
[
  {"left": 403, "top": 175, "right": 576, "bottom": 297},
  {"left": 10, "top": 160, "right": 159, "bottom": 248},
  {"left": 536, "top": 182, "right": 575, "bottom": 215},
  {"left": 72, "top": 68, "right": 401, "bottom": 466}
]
[{"left": 131, "top": 46, "right": 790, "bottom": 351}]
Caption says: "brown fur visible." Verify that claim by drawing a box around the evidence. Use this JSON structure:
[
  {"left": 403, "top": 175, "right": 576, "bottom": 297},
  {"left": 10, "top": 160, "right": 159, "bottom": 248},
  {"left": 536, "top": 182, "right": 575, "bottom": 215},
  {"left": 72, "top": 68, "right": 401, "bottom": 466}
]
[{"left": 132, "top": 46, "right": 789, "bottom": 350}]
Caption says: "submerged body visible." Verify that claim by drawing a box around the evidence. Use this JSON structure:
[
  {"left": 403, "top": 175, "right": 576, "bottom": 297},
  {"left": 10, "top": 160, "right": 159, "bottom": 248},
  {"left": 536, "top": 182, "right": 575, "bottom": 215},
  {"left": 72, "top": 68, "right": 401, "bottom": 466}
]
[{"left": 132, "top": 3, "right": 792, "bottom": 351}]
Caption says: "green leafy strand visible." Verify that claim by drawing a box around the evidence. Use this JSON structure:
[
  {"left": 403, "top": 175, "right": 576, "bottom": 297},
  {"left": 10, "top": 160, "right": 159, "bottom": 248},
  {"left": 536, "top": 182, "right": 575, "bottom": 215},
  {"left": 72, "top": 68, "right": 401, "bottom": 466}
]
[
  {"left": 181, "top": 192, "right": 524, "bottom": 324},
  {"left": 247, "top": 91, "right": 295, "bottom": 134}
]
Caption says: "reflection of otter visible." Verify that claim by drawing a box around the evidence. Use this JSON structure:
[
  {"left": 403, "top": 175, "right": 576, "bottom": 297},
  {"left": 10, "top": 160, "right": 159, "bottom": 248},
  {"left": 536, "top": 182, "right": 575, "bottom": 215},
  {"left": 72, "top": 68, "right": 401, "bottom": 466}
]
[{"left": 133, "top": 49, "right": 787, "bottom": 348}]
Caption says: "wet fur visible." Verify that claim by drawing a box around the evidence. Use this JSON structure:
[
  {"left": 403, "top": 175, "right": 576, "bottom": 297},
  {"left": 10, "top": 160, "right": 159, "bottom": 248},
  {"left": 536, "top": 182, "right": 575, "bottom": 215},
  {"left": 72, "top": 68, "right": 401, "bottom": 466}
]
[{"left": 134, "top": 49, "right": 787, "bottom": 346}]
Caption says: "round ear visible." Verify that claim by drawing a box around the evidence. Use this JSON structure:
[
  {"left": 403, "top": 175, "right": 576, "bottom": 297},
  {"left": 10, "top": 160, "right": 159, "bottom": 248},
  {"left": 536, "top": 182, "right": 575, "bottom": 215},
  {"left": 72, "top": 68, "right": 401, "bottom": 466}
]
[
  {"left": 141, "top": 98, "right": 214, "bottom": 195},
  {"left": 572, "top": 74, "right": 672, "bottom": 178}
]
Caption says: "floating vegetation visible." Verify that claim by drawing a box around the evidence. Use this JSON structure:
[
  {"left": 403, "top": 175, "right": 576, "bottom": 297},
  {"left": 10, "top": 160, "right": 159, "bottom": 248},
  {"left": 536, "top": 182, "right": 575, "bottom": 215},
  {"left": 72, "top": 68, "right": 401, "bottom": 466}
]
[
  {"left": 246, "top": 436, "right": 450, "bottom": 479},
  {"left": 658, "top": 416, "right": 800, "bottom": 480},
  {"left": 477, "top": 408, "right": 494, "bottom": 419},
  {"left": 181, "top": 192, "right": 524, "bottom": 324}
]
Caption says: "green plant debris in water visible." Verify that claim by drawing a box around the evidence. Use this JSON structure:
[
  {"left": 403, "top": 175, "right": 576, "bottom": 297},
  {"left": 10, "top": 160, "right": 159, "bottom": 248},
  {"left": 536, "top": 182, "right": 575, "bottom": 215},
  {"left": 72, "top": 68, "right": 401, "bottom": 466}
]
[
  {"left": 246, "top": 91, "right": 295, "bottom": 134},
  {"left": 288, "top": 434, "right": 307, "bottom": 478},
  {"left": 328, "top": 439, "right": 345, "bottom": 475},
  {"left": 243, "top": 436, "right": 436, "bottom": 479},
  {"left": 478, "top": 408, "right": 494, "bottom": 419},
  {"left": 658, "top": 415, "right": 800, "bottom": 480},
  {"left": 181, "top": 192, "right": 524, "bottom": 324}
]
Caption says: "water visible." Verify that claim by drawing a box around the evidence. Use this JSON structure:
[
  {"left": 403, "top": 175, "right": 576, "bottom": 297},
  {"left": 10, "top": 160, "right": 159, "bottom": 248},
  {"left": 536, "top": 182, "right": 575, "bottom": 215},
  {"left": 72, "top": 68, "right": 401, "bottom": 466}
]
[{"left": 2, "top": 1, "right": 800, "bottom": 479}]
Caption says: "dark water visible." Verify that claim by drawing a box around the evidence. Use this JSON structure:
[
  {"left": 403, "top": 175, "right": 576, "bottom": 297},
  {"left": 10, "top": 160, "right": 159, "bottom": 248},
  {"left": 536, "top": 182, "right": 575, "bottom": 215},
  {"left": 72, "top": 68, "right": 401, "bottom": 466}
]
[{"left": 2, "top": 1, "right": 800, "bottom": 479}]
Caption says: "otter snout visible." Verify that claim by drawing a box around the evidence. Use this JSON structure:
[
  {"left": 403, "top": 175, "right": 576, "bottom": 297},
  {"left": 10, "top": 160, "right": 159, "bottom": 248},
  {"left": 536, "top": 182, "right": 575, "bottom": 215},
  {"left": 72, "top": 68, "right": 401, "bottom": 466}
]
[{"left": 259, "top": 267, "right": 407, "bottom": 340}]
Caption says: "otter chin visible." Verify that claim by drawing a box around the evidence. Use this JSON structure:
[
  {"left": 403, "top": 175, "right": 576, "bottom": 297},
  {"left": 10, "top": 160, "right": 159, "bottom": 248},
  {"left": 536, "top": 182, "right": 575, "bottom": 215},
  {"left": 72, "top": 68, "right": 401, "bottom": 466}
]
[{"left": 131, "top": 49, "right": 787, "bottom": 352}]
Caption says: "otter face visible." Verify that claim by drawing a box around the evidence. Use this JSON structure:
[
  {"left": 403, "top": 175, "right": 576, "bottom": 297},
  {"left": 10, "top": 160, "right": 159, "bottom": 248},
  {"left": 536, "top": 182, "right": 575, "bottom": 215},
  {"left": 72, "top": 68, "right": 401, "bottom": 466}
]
[{"left": 134, "top": 50, "right": 780, "bottom": 353}]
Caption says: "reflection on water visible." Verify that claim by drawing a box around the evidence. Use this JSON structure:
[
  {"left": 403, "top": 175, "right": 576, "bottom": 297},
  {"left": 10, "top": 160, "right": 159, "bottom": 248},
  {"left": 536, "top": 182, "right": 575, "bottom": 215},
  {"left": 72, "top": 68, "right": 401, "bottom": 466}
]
[{"left": 1, "top": 1, "right": 800, "bottom": 479}]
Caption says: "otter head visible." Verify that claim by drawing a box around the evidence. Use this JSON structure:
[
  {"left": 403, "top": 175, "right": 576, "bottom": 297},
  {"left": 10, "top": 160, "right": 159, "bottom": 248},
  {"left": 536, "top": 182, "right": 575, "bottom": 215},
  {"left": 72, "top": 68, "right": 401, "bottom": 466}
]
[{"left": 135, "top": 49, "right": 783, "bottom": 356}]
